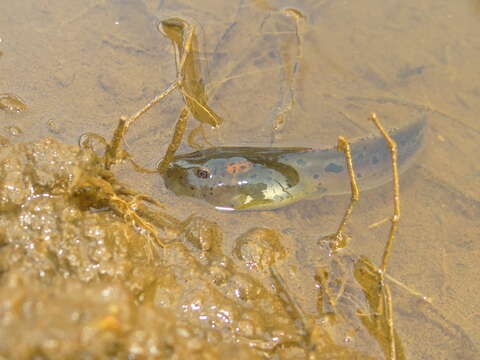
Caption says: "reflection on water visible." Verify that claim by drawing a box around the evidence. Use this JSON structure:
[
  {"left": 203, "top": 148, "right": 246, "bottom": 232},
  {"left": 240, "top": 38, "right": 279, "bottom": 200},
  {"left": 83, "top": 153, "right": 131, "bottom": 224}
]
[{"left": 0, "top": 0, "right": 479, "bottom": 358}]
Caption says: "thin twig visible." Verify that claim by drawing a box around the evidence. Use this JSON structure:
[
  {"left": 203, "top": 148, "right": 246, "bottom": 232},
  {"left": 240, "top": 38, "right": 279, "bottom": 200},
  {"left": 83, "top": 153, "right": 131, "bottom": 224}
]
[
  {"left": 320, "top": 136, "right": 360, "bottom": 250},
  {"left": 368, "top": 216, "right": 390, "bottom": 229},
  {"left": 105, "top": 116, "right": 128, "bottom": 169},
  {"left": 369, "top": 113, "right": 400, "bottom": 274},
  {"left": 180, "top": 88, "right": 222, "bottom": 127},
  {"left": 157, "top": 107, "right": 189, "bottom": 174},
  {"left": 369, "top": 112, "right": 403, "bottom": 360},
  {"left": 384, "top": 273, "right": 432, "bottom": 303},
  {"left": 270, "top": 266, "right": 309, "bottom": 341},
  {"left": 383, "top": 283, "right": 396, "bottom": 360},
  {"left": 124, "top": 81, "right": 179, "bottom": 130}
]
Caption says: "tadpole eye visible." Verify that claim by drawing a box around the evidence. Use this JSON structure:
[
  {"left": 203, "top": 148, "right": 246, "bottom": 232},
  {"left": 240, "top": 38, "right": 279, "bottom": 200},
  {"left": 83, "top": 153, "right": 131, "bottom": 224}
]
[{"left": 195, "top": 167, "right": 210, "bottom": 179}]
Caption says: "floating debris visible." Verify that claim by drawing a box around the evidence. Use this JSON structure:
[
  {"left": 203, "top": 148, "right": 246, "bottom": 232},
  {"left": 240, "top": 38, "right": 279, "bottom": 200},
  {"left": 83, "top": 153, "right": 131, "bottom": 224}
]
[
  {"left": 47, "top": 119, "right": 65, "bottom": 135},
  {"left": 0, "top": 93, "right": 27, "bottom": 113},
  {"left": 5, "top": 125, "right": 22, "bottom": 136},
  {"left": 160, "top": 18, "right": 223, "bottom": 128}
]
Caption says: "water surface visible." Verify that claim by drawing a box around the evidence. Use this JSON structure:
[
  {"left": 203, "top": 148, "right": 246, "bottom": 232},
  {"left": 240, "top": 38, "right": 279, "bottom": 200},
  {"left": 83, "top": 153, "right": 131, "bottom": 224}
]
[{"left": 1, "top": 0, "right": 479, "bottom": 358}]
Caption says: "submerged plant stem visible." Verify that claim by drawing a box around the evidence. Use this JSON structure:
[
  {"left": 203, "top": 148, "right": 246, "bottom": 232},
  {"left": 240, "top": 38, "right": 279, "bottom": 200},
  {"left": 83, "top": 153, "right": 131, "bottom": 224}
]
[
  {"left": 125, "top": 81, "right": 179, "bottom": 130},
  {"left": 157, "top": 107, "right": 189, "bottom": 174},
  {"left": 369, "top": 112, "right": 402, "bottom": 360},
  {"left": 369, "top": 113, "right": 400, "bottom": 274},
  {"left": 319, "top": 135, "right": 360, "bottom": 250}
]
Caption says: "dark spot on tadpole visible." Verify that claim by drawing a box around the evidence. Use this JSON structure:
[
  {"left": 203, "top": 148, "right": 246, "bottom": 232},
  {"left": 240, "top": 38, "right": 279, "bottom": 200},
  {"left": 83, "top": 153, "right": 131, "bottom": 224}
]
[
  {"left": 313, "top": 174, "right": 320, "bottom": 179},
  {"left": 196, "top": 168, "right": 210, "bottom": 179},
  {"left": 296, "top": 159, "right": 306, "bottom": 166},
  {"left": 325, "top": 163, "right": 344, "bottom": 173},
  {"left": 190, "top": 186, "right": 195, "bottom": 190},
  {"left": 372, "top": 155, "right": 379, "bottom": 165}
]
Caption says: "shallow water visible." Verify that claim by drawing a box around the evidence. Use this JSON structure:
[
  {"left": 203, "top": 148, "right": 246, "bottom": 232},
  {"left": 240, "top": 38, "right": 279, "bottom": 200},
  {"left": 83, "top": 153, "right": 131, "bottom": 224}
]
[{"left": 1, "top": 0, "right": 479, "bottom": 358}]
